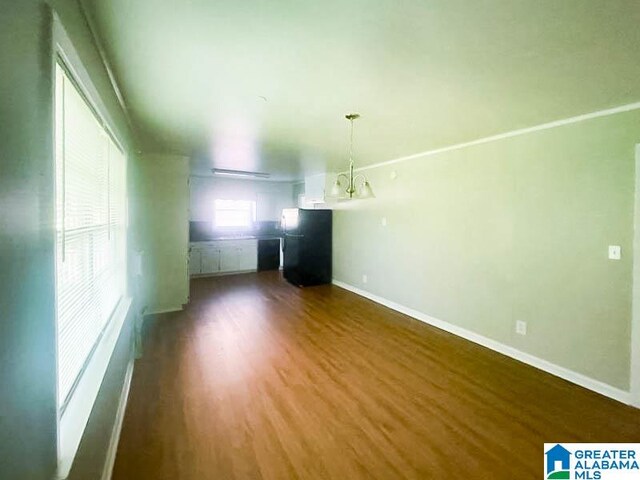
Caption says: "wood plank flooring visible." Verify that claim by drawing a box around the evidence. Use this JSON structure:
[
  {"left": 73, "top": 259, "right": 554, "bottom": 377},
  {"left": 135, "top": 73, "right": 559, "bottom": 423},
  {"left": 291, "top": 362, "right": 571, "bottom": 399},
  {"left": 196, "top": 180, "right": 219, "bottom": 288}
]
[{"left": 113, "top": 272, "right": 640, "bottom": 479}]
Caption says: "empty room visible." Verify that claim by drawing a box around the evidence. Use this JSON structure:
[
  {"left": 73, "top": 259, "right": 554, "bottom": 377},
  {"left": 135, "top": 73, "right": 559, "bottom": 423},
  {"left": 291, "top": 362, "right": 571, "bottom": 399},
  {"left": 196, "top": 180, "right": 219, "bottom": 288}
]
[{"left": 2, "top": 1, "right": 640, "bottom": 479}]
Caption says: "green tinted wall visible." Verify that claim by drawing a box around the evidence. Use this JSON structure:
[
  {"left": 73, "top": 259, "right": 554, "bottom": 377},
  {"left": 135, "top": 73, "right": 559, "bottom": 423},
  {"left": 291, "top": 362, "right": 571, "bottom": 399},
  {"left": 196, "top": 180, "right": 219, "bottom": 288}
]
[
  {"left": 0, "top": 3, "right": 57, "bottom": 478},
  {"left": 137, "top": 154, "right": 190, "bottom": 313},
  {"left": 334, "top": 110, "right": 639, "bottom": 390},
  {"left": 0, "top": 2, "right": 141, "bottom": 478}
]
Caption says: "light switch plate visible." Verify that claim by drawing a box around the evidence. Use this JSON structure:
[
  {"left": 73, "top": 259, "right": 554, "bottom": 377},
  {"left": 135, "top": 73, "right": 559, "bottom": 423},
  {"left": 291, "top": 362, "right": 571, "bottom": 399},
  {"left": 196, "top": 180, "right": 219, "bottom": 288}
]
[
  {"left": 608, "top": 245, "right": 621, "bottom": 260},
  {"left": 381, "top": 217, "right": 387, "bottom": 227}
]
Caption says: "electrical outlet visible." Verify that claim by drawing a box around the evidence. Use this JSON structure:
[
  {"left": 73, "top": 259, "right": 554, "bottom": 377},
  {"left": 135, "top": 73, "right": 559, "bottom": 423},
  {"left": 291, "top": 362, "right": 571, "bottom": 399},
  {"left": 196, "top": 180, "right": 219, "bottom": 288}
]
[
  {"left": 516, "top": 320, "right": 527, "bottom": 336},
  {"left": 362, "top": 274, "right": 368, "bottom": 284},
  {"left": 608, "top": 245, "right": 621, "bottom": 260},
  {"left": 381, "top": 217, "right": 387, "bottom": 227}
]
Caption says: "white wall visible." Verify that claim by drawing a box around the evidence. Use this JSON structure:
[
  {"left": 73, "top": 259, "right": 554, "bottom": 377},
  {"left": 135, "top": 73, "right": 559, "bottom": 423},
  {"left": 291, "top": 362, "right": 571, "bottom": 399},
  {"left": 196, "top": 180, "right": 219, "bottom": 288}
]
[
  {"left": 190, "top": 176, "right": 296, "bottom": 222},
  {"left": 138, "top": 154, "right": 190, "bottom": 313}
]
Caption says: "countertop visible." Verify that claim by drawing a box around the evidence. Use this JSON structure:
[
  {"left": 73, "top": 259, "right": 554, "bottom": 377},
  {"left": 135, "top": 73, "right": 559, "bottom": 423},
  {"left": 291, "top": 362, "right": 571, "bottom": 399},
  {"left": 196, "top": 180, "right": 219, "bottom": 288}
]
[{"left": 190, "top": 234, "right": 282, "bottom": 243}]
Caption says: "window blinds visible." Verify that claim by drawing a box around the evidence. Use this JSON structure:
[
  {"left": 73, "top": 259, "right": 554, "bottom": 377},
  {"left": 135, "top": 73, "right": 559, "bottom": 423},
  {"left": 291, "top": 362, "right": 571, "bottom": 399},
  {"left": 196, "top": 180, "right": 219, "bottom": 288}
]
[{"left": 55, "top": 63, "right": 127, "bottom": 410}]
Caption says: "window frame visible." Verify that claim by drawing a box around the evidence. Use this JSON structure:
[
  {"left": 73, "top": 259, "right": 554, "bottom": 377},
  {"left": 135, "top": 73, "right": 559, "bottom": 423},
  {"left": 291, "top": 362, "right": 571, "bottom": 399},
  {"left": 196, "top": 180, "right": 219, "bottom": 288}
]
[
  {"left": 55, "top": 57, "right": 127, "bottom": 412},
  {"left": 53, "top": 16, "right": 132, "bottom": 479},
  {"left": 213, "top": 198, "right": 257, "bottom": 229}
]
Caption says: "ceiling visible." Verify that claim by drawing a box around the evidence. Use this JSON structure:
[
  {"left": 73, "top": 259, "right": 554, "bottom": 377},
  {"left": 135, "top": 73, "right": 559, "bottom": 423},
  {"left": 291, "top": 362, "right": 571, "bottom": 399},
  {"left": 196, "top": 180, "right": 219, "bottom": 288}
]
[{"left": 88, "top": 0, "right": 640, "bottom": 180}]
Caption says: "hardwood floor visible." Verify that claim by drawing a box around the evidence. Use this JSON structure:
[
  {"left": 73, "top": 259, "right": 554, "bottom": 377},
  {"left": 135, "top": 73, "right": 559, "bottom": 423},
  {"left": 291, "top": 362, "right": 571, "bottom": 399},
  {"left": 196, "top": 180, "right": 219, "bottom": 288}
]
[{"left": 113, "top": 272, "right": 640, "bottom": 479}]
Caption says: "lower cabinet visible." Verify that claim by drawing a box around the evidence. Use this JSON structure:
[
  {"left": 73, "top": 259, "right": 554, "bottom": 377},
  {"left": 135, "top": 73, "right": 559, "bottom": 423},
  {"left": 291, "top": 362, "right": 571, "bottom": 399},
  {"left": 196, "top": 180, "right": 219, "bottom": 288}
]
[
  {"left": 219, "top": 246, "right": 238, "bottom": 272},
  {"left": 237, "top": 244, "right": 258, "bottom": 271},
  {"left": 189, "top": 248, "right": 203, "bottom": 275},
  {"left": 190, "top": 239, "right": 258, "bottom": 276},
  {"left": 201, "top": 247, "right": 221, "bottom": 274}
]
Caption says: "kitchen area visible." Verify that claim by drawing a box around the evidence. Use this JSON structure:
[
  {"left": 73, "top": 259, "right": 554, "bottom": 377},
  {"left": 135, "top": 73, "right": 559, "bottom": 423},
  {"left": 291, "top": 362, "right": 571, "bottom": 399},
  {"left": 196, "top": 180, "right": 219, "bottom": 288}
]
[{"left": 188, "top": 175, "right": 302, "bottom": 277}]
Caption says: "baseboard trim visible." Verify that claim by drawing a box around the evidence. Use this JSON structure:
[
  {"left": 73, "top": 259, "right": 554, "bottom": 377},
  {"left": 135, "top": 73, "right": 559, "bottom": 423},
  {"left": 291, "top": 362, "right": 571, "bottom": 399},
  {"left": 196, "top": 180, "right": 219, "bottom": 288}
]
[
  {"left": 101, "top": 357, "right": 134, "bottom": 480},
  {"left": 190, "top": 269, "right": 258, "bottom": 279},
  {"left": 147, "top": 306, "right": 183, "bottom": 315},
  {"left": 332, "top": 280, "right": 633, "bottom": 406}
]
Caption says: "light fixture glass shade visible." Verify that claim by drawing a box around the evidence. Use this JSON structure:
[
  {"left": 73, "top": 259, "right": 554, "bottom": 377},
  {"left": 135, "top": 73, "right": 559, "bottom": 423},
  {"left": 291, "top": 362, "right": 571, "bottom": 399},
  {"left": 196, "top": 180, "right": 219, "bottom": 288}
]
[
  {"left": 358, "top": 180, "right": 375, "bottom": 199},
  {"left": 330, "top": 180, "right": 342, "bottom": 197}
]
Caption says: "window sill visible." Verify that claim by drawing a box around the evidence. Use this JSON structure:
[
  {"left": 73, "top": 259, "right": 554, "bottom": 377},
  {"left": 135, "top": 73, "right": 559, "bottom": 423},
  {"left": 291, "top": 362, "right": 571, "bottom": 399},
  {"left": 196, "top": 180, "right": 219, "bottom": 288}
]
[{"left": 56, "top": 296, "right": 133, "bottom": 479}]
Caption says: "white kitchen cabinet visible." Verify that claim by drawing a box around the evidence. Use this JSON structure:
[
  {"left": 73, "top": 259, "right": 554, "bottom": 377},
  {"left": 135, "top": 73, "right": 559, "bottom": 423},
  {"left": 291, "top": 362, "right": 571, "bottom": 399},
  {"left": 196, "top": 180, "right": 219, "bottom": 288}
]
[
  {"left": 190, "top": 239, "right": 258, "bottom": 276},
  {"left": 189, "top": 248, "right": 202, "bottom": 275},
  {"left": 301, "top": 173, "right": 338, "bottom": 206},
  {"left": 201, "top": 247, "right": 221, "bottom": 274},
  {"left": 219, "top": 246, "right": 239, "bottom": 272},
  {"left": 237, "top": 243, "right": 258, "bottom": 271},
  {"left": 304, "top": 174, "right": 326, "bottom": 203}
]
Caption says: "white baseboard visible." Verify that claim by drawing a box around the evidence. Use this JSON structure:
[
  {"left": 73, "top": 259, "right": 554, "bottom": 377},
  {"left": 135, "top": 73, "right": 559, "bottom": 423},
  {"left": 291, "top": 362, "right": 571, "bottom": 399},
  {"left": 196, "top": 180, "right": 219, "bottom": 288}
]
[
  {"left": 101, "top": 357, "right": 134, "bottom": 480},
  {"left": 147, "top": 306, "right": 183, "bottom": 315},
  {"left": 190, "top": 269, "right": 257, "bottom": 279},
  {"left": 332, "top": 280, "right": 633, "bottom": 406}
]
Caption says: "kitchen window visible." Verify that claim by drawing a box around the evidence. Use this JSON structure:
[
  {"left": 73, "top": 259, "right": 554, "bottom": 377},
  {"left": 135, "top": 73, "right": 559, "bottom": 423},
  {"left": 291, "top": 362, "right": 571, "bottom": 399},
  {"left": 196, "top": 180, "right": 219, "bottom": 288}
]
[{"left": 214, "top": 199, "right": 256, "bottom": 228}]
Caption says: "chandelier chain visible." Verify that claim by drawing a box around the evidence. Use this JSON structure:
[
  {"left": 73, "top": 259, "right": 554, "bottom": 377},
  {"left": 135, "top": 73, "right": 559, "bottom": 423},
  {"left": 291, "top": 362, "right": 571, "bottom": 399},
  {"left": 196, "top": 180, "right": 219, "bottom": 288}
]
[{"left": 349, "top": 117, "right": 354, "bottom": 166}]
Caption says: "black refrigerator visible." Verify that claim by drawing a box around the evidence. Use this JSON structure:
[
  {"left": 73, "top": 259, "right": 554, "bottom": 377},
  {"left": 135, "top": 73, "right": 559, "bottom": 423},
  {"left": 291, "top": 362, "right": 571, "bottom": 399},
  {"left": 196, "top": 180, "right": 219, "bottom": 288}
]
[{"left": 281, "top": 208, "right": 332, "bottom": 286}]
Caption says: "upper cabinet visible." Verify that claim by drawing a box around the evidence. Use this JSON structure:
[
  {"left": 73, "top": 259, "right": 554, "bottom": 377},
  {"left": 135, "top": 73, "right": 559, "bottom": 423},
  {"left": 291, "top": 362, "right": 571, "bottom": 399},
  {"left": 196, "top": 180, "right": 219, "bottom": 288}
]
[
  {"left": 301, "top": 173, "right": 336, "bottom": 207},
  {"left": 304, "top": 174, "right": 326, "bottom": 203}
]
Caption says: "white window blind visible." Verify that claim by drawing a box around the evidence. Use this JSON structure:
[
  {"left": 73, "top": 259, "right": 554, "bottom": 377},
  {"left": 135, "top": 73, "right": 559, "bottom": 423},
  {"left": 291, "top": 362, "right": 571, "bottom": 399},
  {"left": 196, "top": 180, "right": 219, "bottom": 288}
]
[{"left": 55, "top": 62, "right": 127, "bottom": 410}]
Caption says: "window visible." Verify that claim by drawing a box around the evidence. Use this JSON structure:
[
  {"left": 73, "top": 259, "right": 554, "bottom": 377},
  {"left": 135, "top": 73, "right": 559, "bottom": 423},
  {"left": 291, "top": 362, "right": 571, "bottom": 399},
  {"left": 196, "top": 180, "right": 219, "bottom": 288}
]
[
  {"left": 55, "top": 61, "right": 127, "bottom": 411},
  {"left": 214, "top": 199, "right": 256, "bottom": 228}
]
